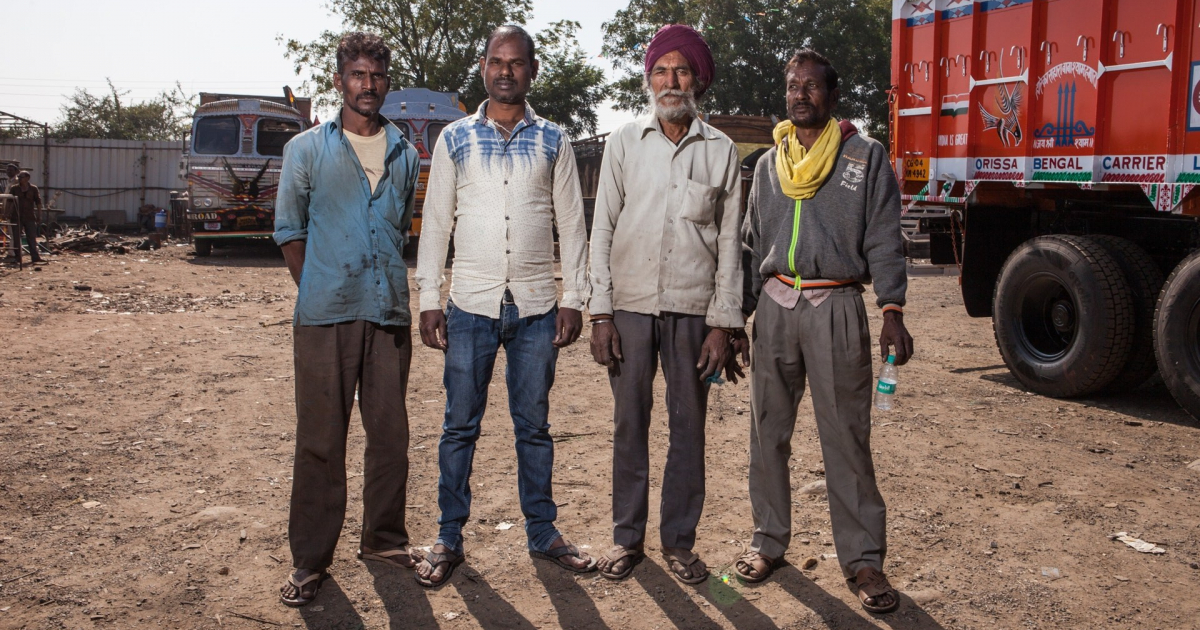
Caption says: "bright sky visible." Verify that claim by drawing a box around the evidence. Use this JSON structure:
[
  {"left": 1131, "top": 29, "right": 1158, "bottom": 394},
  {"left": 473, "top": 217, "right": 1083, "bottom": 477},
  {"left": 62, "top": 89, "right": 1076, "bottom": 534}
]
[{"left": 1, "top": 0, "right": 638, "bottom": 135}]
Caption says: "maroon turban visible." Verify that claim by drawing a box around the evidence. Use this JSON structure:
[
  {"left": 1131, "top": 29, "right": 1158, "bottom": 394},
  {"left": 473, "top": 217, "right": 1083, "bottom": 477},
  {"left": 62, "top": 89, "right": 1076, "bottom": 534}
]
[{"left": 643, "top": 24, "right": 716, "bottom": 97}]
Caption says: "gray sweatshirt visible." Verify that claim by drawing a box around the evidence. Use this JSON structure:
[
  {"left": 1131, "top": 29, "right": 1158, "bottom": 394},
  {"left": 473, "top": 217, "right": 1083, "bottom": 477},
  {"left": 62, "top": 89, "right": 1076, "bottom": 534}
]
[{"left": 741, "top": 133, "right": 906, "bottom": 314}]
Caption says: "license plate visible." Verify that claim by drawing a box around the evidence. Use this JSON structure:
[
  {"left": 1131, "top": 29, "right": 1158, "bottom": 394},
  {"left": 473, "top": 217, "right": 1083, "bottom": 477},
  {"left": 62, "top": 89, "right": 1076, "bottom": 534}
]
[
  {"left": 204, "top": 222, "right": 221, "bottom": 231},
  {"left": 237, "top": 216, "right": 257, "bottom": 228}
]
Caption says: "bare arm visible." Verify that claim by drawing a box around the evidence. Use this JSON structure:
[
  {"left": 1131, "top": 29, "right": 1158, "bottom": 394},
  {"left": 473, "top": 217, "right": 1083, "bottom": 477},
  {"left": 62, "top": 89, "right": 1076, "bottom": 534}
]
[{"left": 281, "top": 241, "right": 306, "bottom": 287}]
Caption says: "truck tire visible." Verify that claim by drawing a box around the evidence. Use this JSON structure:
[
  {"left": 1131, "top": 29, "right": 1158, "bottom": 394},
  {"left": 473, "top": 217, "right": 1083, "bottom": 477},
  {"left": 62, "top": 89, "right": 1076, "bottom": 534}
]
[
  {"left": 992, "top": 235, "right": 1135, "bottom": 397},
  {"left": 195, "top": 240, "right": 212, "bottom": 257},
  {"left": 1154, "top": 249, "right": 1200, "bottom": 423},
  {"left": 1090, "top": 235, "right": 1163, "bottom": 391}
]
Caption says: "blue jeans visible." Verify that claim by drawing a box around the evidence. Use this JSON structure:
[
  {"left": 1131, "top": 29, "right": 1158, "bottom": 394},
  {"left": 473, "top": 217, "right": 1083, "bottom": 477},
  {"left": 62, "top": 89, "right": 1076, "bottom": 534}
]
[{"left": 435, "top": 299, "right": 561, "bottom": 553}]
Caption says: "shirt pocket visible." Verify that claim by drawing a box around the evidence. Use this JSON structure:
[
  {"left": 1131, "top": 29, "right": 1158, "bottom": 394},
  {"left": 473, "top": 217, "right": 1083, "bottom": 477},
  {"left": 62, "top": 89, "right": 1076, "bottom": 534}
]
[{"left": 679, "top": 179, "right": 722, "bottom": 225}]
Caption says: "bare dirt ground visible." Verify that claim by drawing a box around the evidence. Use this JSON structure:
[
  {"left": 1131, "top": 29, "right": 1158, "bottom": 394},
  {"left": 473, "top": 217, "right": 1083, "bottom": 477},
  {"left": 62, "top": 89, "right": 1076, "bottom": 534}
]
[{"left": 1, "top": 241, "right": 1199, "bottom": 630}]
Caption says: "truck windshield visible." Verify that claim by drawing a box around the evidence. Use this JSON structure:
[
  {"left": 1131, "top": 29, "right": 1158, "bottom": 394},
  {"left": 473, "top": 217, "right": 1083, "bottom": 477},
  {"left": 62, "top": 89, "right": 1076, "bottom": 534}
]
[
  {"left": 194, "top": 116, "right": 240, "bottom": 155},
  {"left": 428, "top": 123, "right": 448, "bottom": 152},
  {"left": 256, "top": 118, "right": 303, "bottom": 156}
]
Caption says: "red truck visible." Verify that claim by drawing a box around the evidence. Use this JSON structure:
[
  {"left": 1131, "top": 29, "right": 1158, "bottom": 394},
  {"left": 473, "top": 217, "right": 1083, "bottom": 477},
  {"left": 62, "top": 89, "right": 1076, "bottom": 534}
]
[{"left": 893, "top": 0, "right": 1200, "bottom": 421}]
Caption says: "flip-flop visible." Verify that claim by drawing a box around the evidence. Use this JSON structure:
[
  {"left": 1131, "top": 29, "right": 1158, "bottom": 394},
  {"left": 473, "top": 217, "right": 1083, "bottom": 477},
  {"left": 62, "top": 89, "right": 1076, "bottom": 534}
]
[
  {"left": 530, "top": 539, "right": 598, "bottom": 573},
  {"left": 358, "top": 546, "right": 422, "bottom": 569},
  {"left": 733, "top": 551, "right": 779, "bottom": 583},
  {"left": 598, "top": 545, "right": 644, "bottom": 580},
  {"left": 662, "top": 548, "right": 709, "bottom": 585},
  {"left": 848, "top": 566, "right": 900, "bottom": 614},
  {"left": 279, "top": 571, "right": 325, "bottom": 607},
  {"left": 415, "top": 549, "right": 464, "bottom": 588}
]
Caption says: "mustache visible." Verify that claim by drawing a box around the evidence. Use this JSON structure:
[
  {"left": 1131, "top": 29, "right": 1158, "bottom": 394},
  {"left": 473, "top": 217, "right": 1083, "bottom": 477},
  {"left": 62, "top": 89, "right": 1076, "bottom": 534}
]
[{"left": 655, "top": 88, "right": 691, "bottom": 101}]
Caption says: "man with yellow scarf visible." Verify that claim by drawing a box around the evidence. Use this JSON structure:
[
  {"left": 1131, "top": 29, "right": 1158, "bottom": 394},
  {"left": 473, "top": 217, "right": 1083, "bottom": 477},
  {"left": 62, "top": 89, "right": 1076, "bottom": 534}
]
[{"left": 734, "top": 49, "right": 912, "bottom": 615}]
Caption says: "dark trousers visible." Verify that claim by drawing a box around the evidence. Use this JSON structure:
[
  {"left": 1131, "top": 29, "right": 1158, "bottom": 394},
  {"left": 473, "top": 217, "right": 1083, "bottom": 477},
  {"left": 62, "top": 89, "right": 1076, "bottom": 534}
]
[
  {"left": 15, "top": 218, "right": 41, "bottom": 263},
  {"left": 288, "top": 320, "right": 412, "bottom": 571},
  {"left": 609, "top": 310, "right": 710, "bottom": 550}
]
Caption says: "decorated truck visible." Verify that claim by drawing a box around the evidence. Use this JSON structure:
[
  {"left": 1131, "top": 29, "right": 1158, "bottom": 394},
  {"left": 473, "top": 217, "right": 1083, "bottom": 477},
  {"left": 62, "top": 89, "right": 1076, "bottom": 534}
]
[
  {"left": 182, "top": 91, "right": 310, "bottom": 256},
  {"left": 378, "top": 88, "right": 467, "bottom": 257},
  {"left": 892, "top": 0, "right": 1200, "bottom": 421}
]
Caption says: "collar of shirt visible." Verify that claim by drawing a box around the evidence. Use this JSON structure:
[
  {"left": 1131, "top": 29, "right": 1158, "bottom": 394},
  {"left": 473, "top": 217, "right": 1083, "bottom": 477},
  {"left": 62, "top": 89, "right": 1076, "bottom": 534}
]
[
  {"left": 471, "top": 99, "right": 539, "bottom": 134},
  {"left": 325, "top": 112, "right": 410, "bottom": 172},
  {"left": 638, "top": 113, "right": 723, "bottom": 143}
]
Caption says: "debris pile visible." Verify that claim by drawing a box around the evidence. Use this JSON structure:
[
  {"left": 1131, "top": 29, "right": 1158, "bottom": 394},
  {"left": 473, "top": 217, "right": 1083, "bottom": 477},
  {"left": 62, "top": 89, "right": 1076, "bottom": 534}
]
[{"left": 51, "top": 229, "right": 141, "bottom": 254}]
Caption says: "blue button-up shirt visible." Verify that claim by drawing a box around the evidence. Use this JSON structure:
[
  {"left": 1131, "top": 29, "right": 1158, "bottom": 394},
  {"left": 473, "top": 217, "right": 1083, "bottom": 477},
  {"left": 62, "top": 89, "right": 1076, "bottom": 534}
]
[{"left": 273, "top": 115, "right": 419, "bottom": 327}]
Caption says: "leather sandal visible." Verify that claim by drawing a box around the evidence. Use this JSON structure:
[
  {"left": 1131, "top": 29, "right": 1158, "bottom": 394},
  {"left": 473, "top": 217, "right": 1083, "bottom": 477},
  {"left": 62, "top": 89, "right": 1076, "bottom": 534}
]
[
  {"left": 848, "top": 566, "right": 900, "bottom": 614},
  {"left": 598, "top": 545, "right": 644, "bottom": 580},
  {"left": 662, "top": 548, "right": 709, "bottom": 585}
]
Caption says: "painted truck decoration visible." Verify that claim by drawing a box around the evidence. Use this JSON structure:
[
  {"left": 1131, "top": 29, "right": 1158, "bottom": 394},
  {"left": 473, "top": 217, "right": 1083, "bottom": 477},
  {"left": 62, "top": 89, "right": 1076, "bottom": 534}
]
[
  {"left": 183, "top": 98, "right": 308, "bottom": 256},
  {"left": 893, "top": 0, "right": 1200, "bottom": 421}
]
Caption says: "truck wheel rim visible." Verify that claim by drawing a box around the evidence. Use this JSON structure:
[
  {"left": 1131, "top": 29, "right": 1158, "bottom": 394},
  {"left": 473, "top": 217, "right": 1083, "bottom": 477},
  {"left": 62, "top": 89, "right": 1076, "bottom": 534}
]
[
  {"left": 1188, "top": 297, "right": 1200, "bottom": 376},
  {"left": 1017, "top": 273, "right": 1076, "bottom": 361}
]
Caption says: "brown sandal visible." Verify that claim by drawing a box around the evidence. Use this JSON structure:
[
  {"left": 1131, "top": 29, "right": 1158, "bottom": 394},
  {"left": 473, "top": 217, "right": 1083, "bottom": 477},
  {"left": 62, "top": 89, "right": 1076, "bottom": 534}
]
[
  {"left": 358, "top": 546, "right": 422, "bottom": 569},
  {"left": 848, "top": 566, "right": 900, "bottom": 614},
  {"left": 662, "top": 548, "right": 709, "bottom": 585},
  {"left": 733, "top": 551, "right": 779, "bottom": 583},
  {"left": 598, "top": 545, "right": 644, "bottom": 580}
]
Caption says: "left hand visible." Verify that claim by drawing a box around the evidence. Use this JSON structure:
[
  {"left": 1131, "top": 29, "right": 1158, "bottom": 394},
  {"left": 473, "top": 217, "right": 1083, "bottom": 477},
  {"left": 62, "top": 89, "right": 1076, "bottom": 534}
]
[
  {"left": 553, "top": 307, "right": 583, "bottom": 348},
  {"left": 696, "top": 329, "right": 732, "bottom": 381},
  {"left": 879, "top": 310, "right": 914, "bottom": 366},
  {"left": 724, "top": 328, "right": 751, "bottom": 384}
]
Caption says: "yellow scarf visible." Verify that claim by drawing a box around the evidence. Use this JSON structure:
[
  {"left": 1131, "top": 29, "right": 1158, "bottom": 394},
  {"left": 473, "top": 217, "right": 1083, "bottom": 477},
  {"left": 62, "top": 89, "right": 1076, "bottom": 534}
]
[{"left": 773, "top": 117, "right": 842, "bottom": 200}]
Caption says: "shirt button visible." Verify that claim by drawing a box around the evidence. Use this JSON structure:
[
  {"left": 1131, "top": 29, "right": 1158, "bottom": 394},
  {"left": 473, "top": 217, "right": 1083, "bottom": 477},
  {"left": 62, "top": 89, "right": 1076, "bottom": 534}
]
[
  {"left": 668, "top": 218, "right": 674, "bottom": 223},
  {"left": 371, "top": 229, "right": 376, "bottom": 234},
  {"left": 504, "top": 180, "right": 508, "bottom": 185},
  {"left": 376, "top": 280, "right": 380, "bottom": 285},
  {"left": 672, "top": 184, "right": 678, "bottom": 189},
  {"left": 505, "top": 216, "right": 510, "bottom": 220},
  {"left": 506, "top": 249, "right": 511, "bottom": 254}
]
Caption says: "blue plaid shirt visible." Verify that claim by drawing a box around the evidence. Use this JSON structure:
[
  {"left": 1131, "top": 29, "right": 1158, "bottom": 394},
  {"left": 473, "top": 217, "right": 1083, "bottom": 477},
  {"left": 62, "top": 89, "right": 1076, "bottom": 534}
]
[{"left": 273, "top": 115, "right": 419, "bottom": 327}]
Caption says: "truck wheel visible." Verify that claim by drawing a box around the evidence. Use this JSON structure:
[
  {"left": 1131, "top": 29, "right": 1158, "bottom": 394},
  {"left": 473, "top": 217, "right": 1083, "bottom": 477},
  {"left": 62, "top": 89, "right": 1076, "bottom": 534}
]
[
  {"left": 1154, "top": 249, "right": 1200, "bottom": 423},
  {"left": 195, "top": 240, "right": 212, "bottom": 257},
  {"left": 1090, "top": 236, "right": 1163, "bottom": 391},
  {"left": 992, "top": 235, "right": 1134, "bottom": 397}
]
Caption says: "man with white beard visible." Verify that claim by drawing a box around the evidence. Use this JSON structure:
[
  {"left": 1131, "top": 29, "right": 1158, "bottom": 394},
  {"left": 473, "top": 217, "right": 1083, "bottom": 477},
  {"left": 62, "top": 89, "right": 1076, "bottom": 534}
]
[{"left": 588, "top": 24, "right": 745, "bottom": 584}]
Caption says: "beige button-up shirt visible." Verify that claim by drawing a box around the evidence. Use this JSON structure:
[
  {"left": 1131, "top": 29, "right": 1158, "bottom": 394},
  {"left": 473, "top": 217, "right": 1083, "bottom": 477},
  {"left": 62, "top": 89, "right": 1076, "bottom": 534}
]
[{"left": 588, "top": 115, "right": 744, "bottom": 328}]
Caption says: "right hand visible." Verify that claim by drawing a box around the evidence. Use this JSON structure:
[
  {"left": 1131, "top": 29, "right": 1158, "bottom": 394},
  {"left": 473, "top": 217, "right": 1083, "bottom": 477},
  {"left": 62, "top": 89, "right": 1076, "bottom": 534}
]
[
  {"left": 589, "top": 320, "right": 623, "bottom": 371},
  {"left": 419, "top": 309, "right": 448, "bottom": 351}
]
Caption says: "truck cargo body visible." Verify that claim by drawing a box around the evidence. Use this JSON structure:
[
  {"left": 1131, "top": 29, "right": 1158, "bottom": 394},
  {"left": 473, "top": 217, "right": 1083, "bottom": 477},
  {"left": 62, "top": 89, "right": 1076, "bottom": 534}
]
[{"left": 892, "top": 0, "right": 1200, "bottom": 419}]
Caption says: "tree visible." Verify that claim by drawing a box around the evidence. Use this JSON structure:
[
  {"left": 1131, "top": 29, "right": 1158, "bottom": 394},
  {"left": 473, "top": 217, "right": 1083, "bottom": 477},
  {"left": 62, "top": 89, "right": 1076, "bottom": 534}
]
[
  {"left": 280, "top": 1, "right": 606, "bottom": 136},
  {"left": 51, "top": 80, "right": 195, "bottom": 141},
  {"left": 601, "top": 0, "right": 891, "bottom": 137},
  {"left": 528, "top": 21, "right": 606, "bottom": 138}
]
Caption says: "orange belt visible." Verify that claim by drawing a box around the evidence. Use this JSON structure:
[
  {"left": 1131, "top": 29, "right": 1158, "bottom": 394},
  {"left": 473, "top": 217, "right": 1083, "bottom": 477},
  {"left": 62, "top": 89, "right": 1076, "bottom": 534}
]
[{"left": 773, "top": 274, "right": 858, "bottom": 290}]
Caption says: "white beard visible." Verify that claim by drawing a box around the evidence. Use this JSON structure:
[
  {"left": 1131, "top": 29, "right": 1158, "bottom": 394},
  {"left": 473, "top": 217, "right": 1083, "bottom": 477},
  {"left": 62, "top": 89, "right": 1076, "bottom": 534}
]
[{"left": 644, "top": 83, "right": 699, "bottom": 124}]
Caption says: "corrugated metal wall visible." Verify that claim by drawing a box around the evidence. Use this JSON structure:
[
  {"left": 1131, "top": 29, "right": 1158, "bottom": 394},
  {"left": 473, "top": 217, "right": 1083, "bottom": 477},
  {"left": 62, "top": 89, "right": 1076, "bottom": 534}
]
[{"left": 0, "top": 138, "right": 185, "bottom": 223}]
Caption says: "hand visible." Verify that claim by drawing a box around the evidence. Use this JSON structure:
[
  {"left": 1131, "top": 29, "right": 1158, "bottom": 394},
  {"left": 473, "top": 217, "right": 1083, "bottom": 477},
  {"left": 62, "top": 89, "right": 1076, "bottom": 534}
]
[
  {"left": 589, "top": 319, "right": 623, "bottom": 372},
  {"left": 724, "top": 328, "right": 750, "bottom": 384},
  {"left": 880, "top": 310, "right": 913, "bottom": 366},
  {"left": 553, "top": 308, "right": 583, "bottom": 348},
  {"left": 419, "top": 309, "right": 448, "bottom": 351},
  {"left": 696, "top": 329, "right": 732, "bottom": 381}
]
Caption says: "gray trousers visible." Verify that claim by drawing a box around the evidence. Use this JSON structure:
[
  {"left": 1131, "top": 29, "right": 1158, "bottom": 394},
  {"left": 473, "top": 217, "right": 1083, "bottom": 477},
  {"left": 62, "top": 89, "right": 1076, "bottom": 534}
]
[
  {"left": 609, "top": 311, "right": 709, "bottom": 550},
  {"left": 289, "top": 320, "right": 412, "bottom": 571},
  {"left": 748, "top": 286, "right": 886, "bottom": 578}
]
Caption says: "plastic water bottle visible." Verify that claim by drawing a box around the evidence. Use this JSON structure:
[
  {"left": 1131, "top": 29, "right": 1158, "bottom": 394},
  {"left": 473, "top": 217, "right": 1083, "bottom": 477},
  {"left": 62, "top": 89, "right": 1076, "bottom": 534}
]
[{"left": 874, "top": 355, "right": 898, "bottom": 410}]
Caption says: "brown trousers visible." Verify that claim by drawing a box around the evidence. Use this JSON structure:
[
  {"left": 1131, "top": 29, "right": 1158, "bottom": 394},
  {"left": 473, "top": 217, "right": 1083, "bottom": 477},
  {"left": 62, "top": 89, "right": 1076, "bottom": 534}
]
[{"left": 288, "top": 320, "right": 412, "bottom": 570}]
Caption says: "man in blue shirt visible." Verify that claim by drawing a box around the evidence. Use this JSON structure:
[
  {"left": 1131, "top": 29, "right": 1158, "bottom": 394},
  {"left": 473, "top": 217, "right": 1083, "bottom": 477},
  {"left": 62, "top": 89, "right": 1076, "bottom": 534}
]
[{"left": 273, "top": 32, "right": 421, "bottom": 607}]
